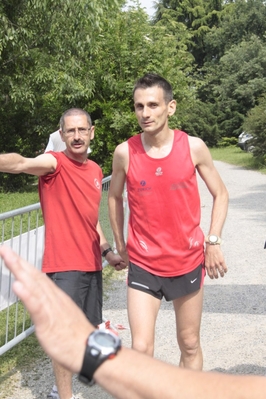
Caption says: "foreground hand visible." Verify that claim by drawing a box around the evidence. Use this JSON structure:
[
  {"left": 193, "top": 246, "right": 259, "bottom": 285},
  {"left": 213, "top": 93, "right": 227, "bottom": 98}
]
[
  {"left": 204, "top": 244, "right": 228, "bottom": 279},
  {"left": 0, "top": 245, "right": 93, "bottom": 373}
]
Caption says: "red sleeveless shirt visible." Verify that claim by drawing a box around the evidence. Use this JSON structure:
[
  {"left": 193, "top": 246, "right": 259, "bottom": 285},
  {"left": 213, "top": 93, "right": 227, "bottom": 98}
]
[
  {"left": 39, "top": 152, "right": 103, "bottom": 273},
  {"left": 126, "top": 130, "right": 204, "bottom": 277}
]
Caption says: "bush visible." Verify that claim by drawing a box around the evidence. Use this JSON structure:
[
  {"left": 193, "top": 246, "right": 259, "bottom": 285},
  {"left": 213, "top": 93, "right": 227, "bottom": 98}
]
[
  {"left": 217, "top": 137, "right": 238, "bottom": 147},
  {"left": 243, "top": 96, "right": 266, "bottom": 160}
]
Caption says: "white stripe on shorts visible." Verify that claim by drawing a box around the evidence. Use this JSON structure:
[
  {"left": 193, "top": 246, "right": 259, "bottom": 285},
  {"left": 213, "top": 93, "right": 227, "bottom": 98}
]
[{"left": 131, "top": 281, "right": 150, "bottom": 289}]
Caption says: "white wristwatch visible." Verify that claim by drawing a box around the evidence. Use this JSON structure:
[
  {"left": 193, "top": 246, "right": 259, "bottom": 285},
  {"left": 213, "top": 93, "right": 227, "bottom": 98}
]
[{"left": 205, "top": 234, "right": 222, "bottom": 245}]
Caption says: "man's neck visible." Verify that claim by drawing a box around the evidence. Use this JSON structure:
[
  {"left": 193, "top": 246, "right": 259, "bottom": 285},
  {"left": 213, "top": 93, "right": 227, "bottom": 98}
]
[
  {"left": 141, "top": 129, "right": 174, "bottom": 158},
  {"left": 63, "top": 149, "right": 88, "bottom": 164}
]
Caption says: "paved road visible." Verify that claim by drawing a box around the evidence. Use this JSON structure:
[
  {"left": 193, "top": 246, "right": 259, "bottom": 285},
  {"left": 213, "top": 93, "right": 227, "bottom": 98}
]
[{"left": 3, "top": 161, "right": 266, "bottom": 398}]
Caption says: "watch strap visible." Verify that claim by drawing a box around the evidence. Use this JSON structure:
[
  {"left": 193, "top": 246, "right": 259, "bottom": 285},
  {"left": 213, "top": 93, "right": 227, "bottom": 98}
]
[
  {"left": 101, "top": 247, "right": 113, "bottom": 257},
  {"left": 78, "top": 344, "right": 103, "bottom": 385},
  {"left": 78, "top": 330, "right": 121, "bottom": 386}
]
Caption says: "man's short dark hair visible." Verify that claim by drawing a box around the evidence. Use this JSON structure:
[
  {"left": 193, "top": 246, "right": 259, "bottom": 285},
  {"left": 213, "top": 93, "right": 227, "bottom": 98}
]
[
  {"left": 133, "top": 73, "right": 173, "bottom": 103},
  {"left": 59, "top": 108, "right": 92, "bottom": 132}
]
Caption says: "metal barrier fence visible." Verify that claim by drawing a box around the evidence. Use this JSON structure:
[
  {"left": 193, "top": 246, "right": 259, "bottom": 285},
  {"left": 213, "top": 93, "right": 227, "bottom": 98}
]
[{"left": 0, "top": 176, "right": 129, "bottom": 356}]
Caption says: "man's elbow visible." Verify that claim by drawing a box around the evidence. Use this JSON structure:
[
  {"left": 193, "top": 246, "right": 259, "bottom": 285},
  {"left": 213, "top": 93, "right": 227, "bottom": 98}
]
[{"left": 220, "top": 187, "right": 229, "bottom": 206}]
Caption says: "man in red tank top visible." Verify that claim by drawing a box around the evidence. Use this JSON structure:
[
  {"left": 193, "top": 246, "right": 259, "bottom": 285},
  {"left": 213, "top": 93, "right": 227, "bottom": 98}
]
[
  {"left": 0, "top": 108, "right": 125, "bottom": 399},
  {"left": 109, "top": 73, "right": 229, "bottom": 370}
]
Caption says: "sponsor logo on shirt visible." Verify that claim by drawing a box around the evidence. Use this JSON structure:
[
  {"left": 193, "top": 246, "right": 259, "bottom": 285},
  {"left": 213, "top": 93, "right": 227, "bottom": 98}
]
[
  {"left": 94, "top": 178, "right": 101, "bottom": 189},
  {"left": 189, "top": 237, "right": 200, "bottom": 249},
  {"left": 170, "top": 182, "right": 188, "bottom": 191},
  {"left": 155, "top": 167, "right": 163, "bottom": 176},
  {"left": 139, "top": 240, "right": 148, "bottom": 252},
  {"left": 137, "top": 180, "right": 152, "bottom": 195}
]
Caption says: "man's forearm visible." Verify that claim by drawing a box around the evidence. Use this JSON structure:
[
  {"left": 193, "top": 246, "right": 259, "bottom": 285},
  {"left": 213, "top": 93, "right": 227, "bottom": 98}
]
[
  {"left": 108, "top": 196, "right": 126, "bottom": 251},
  {"left": 208, "top": 191, "right": 229, "bottom": 235},
  {"left": 96, "top": 221, "right": 112, "bottom": 253},
  {"left": 95, "top": 347, "right": 266, "bottom": 399}
]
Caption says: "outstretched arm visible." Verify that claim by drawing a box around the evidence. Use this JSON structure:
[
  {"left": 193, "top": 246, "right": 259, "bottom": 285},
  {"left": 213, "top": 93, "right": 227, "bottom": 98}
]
[
  {"left": 0, "top": 245, "right": 265, "bottom": 399},
  {"left": 189, "top": 136, "right": 229, "bottom": 279},
  {"left": 0, "top": 153, "right": 57, "bottom": 176}
]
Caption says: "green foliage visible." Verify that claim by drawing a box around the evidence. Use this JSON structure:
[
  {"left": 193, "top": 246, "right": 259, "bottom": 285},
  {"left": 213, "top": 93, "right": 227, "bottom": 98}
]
[
  {"left": 213, "top": 35, "right": 266, "bottom": 137},
  {"left": 1, "top": 0, "right": 266, "bottom": 191},
  {"left": 204, "top": 0, "right": 266, "bottom": 63},
  {"left": 154, "top": 0, "right": 224, "bottom": 67},
  {"left": 243, "top": 96, "right": 266, "bottom": 161},
  {"left": 0, "top": 0, "right": 194, "bottom": 188},
  {"left": 0, "top": 0, "right": 123, "bottom": 190},
  {"left": 179, "top": 99, "right": 220, "bottom": 146},
  {"left": 84, "top": 5, "right": 195, "bottom": 174},
  {"left": 217, "top": 136, "right": 238, "bottom": 147},
  {"left": 154, "top": 0, "right": 266, "bottom": 146}
]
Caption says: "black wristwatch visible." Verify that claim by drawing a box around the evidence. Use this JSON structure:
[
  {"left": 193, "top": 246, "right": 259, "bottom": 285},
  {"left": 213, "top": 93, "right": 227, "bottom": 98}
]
[
  {"left": 101, "top": 247, "right": 113, "bottom": 257},
  {"left": 78, "top": 329, "right": 122, "bottom": 386}
]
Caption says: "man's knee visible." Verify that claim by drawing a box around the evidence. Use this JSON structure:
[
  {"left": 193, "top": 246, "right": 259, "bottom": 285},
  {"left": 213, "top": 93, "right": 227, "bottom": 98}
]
[
  {"left": 132, "top": 338, "right": 154, "bottom": 356},
  {"left": 178, "top": 331, "right": 200, "bottom": 355}
]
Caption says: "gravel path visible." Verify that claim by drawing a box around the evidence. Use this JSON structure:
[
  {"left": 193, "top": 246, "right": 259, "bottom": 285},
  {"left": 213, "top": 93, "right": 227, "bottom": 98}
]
[{"left": 1, "top": 160, "right": 266, "bottom": 398}]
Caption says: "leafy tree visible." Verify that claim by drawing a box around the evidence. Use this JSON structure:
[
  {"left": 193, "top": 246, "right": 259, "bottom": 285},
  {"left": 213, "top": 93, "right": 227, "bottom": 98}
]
[
  {"left": 243, "top": 96, "right": 266, "bottom": 161},
  {"left": 0, "top": 0, "right": 123, "bottom": 190},
  {"left": 154, "top": 0, "right": 224, "bottom": 67},
  {"left": 0, "top": 0, "right": 194, "bottom": 189},
  {"left": 153, "top": 0, "right": 266, "bottom": 148},
  {"left": 88, "top": 5, "right": 194, "bottom": 174},
  {"left": 204, "top": 0, "right": 266, "bottom": 64},
  {"left": 212, "top": 35, "right": 266, "bottom": 138},
  {"left": 179, "top": 99, "right": 219, "bottom": 146}
]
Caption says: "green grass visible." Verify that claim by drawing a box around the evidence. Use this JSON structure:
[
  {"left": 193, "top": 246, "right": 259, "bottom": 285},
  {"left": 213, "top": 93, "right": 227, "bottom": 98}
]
[
  {"left": 0, "top": 189, "right": 39, "bottom": 214},
  {"left": 210, "top": 145, "right": 266, "bottom": 174},
  {"left": 0, "top": 334, "right": 47, "bottom": 385},
  {"left": 0, "top": 186, "right": 44, "bottom": 377},
  {"left": 0, "top": 302, "right": 32, "bottom": 347},
  {"left": 0, "top": 186, "right": 43, "bottom": 241},
  {"left": 0, "top": 302, "right": 44, "bottom": 379}
]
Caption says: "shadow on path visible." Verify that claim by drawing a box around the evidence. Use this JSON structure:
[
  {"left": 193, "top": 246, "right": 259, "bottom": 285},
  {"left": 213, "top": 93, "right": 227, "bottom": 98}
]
[
  {"left": 212, "top": 364, "right": 266, "bottom": 376},
  {"left": 203, "top": 284, "right": 266, "bottom": 315}
]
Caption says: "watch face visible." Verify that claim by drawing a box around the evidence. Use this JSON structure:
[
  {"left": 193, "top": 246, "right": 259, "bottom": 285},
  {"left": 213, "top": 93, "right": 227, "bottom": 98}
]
[
  {"left": 209, "top": 235, "right": 218, "bottom": 243},
  {"left": 88, "top": 329, "right": 121, "bottom": 357},
  {"left": 94, "top": 331, "right": 117, "bottom": 347}
]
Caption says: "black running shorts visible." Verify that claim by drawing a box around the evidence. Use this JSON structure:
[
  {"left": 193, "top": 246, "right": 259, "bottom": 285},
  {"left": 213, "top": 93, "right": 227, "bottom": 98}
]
[
  {"left": 128, "top": 262, "right": 205, "bottom": 301},
  {"left": 47, "top": 270, "right": 102, "bottom": 325}
]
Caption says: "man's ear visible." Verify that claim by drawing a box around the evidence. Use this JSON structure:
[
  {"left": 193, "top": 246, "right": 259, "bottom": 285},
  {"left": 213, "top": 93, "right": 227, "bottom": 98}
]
[
  {"left": 59, "top": 129, "right": 65, "bottom": 142},
  {"left": 90, "top": 126, "right": 95, "bottom": 140},
  {"left": 168, "top": 100, "right": 177, "bottom": 117}
]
